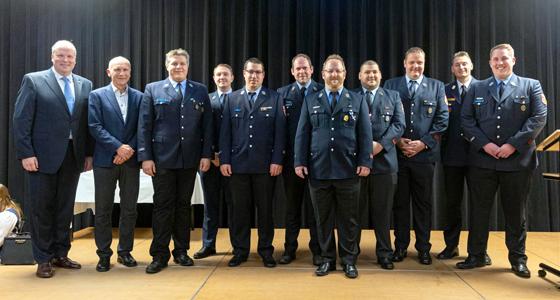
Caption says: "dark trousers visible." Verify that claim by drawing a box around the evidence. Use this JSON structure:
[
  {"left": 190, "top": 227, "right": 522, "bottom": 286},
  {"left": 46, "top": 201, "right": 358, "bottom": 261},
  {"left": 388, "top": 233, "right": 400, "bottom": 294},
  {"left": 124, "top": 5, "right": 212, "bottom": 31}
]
[
  {"left": 393, "top": 161, "right": 435, "bottom": 252},
  {"left": 467, "top": 167, "right": 532, "bottom": 264},
  {"left": 441, "top": 165, "right": 468, "bottom": 249},
  {"left": 357, "top": 173, "right": 397, "bottom": 259},
  {"left": 93, "top": 165, "right": 139, "bottom": 258},
  {"left": 200, "top": 163, "right": 231, "bottom": 248},
  {"left": 229, "top": 173, "right": 275, "bottom": 258},
  {"left": 309, "top": 177, "right": 360, "bottom": 265},
  {"left": 149, "top": 167, "right": 196, "bottom": 262},
  {"left": 27, "top": 142, "right": 80, "bottom": 263},
  {"left": 282, "top": 169, "right": 320, "bottom": 256}
]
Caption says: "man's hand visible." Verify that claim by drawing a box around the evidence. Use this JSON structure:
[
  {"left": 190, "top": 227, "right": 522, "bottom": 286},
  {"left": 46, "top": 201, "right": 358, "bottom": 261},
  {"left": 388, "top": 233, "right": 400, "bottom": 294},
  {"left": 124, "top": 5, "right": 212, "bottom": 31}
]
[
  {"left": 199, "top": 158, "right": 211, "bottom": 172},
  {"left": 270, "top": 164, "right": 283, "bottom": 176},
  {"left": 356, "top": 166, "right": 370, "bottom": 177},
  {"left": 220, "top": 164, "right": 232, "bottom": 177},
  {"left": 22, "top": 157, "right": 39, "bottom": 172},
  {"left": 113, "top": 155, "right": 126, "bottom": 165},
  {"left": 142, "top": 160, "right": 156, "bottom": 176},
  {"left": 211, "top": 152, "right": 220, "bottom": 167},
  {"left": 496, "top": 143, "right": 516, "bottom": 159},
  {"left": 83, "top": 157, "right": 93, "bottom": 172},
  {"left": 295, "top": 166, "right": 308, "bottom": 179},
  {"left": 400, "top": 139, "right": 426, "bottom": 158},
  {"left": 482, "top": 143, "right": 501, "bottom": 159},
  {"left": 116, "top": 144, "right": 134, "bottom": 161},
  {"left": 372, "top": 141, "right": 384, "bottom": 156}
]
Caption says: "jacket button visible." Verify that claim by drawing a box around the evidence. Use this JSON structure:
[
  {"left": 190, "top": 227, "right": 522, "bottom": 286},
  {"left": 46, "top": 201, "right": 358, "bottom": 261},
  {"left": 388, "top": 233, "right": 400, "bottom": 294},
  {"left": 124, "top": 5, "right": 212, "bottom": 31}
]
[
  {"left": 249, "top": 125, "right": 253, "bottom": 128},
  {"left": 249, "top": 144, "right": 253, "bottom": 148},
  {"left": 497, "top": 135, "right": 501, "bottom": 139},
  {"left": 330, "top": 148, "right": 334, "bottom": 152},
  {"left": 181, "top": 137, "right": 184, "bottom": 140}
]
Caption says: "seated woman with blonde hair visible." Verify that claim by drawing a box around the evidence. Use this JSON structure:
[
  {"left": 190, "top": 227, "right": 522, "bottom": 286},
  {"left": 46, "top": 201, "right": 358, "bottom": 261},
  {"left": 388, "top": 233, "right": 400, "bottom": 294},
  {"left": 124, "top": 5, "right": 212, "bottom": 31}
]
[{"left": 0, "top": 184, "right": 22, "bottom": 247}]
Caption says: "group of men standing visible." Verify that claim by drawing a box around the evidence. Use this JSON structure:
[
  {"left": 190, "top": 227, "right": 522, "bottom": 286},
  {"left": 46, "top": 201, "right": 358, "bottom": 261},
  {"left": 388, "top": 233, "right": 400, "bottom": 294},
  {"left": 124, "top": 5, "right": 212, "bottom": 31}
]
[{"left": 13, "top": 40, "right": 547, "bottom": 280}]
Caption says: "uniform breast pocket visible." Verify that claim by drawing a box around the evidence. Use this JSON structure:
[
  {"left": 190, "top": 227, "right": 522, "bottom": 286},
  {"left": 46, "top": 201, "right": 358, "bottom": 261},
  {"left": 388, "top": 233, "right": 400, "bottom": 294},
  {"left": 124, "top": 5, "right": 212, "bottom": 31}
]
[
  {"left": 473, "top": 97, "right": 488, "bottom": 119},
  {"left": 259, "top": 107, "right": 274, "bottom": 124},
  {"left": 513, "top": 96, "right": 530, "bottom": 115},
  {"left": 153, "top": 99, "right": 171, "bottom": 120},
  {"left": 310, "top": 109, "right": 328, "bottom": 128},
  {"left": 342, "top": 109, "right": 356, "bottom": 128},
  {"left": 422, "top": 100, "right": 436, "bottom": 118},
  {"left": 231, "top": 111, "right": 244, "bottom": 129}
]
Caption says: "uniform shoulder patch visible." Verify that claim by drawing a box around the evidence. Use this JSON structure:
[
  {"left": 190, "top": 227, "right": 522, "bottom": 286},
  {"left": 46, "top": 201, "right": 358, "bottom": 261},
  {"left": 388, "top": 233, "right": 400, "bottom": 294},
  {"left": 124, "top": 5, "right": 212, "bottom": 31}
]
[{"left": 541, "top": 94, "right": 548, "bottom": 105}]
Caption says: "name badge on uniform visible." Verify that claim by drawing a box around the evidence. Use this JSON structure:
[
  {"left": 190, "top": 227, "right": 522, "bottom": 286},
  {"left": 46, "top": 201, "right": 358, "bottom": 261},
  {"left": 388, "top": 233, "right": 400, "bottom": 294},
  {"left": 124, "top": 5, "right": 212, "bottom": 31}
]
[
  {"left": 260, "top": 106, "right": 272, "bottom": 111},
  {"left": 191, "top": 98, "right": 204, "bottom": 112},
  {"left": 473, "top": 97, "right": 484, "bottom": 105},
  {"left": 284, "top": 100, "right": 293, "bottom": 108},
  {"left": 447, "top": 97, "right": 456, "bottom": 102},
  {"left": 155, "top": 98, "right": 171, "bottom": 105}
]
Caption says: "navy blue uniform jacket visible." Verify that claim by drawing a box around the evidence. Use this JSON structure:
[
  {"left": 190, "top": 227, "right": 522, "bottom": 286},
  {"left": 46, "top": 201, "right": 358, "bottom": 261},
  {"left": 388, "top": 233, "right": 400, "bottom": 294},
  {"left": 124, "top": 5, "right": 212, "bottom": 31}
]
[
  {"left": 277, "top": 80, "right": 323, "bottom": 169},
  {"left": 137, "top": 79, "right": 213, "bottom": 169},
  {"left": 461, "top": 74, "right": 547, "bottom": 171},
  {"left": 88, "top": 84, "right": 143, "bottom": 168},
  {"left": 219, "top": 87, "right": 286, "bottom": 174},
  {"left": 13, "top": 69, "right": 93, "bottom": 174},
  {"left": 441, "top": 78, "right": 479, "bottom": 167},
  {"left": 384, "top": 76, "right": 448, "bottom": 163},
  {"left": 354, "top": 87, "right": 406, "bottom": 174},
  {"left": 294, "top": 88, "right": 373, "bottom": 180}
]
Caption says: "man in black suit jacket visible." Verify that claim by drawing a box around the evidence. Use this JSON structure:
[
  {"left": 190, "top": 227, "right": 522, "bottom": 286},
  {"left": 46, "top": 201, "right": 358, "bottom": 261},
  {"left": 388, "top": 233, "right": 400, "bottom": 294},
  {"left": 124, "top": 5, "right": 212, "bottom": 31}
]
[
  {"left": 276, "top": 54, "right": 323, "bottom": 266},
  {"left": 219, "top": 58, "right": 286, "bottom": 268},
  {"left": 13, "top": 40, "right": 93, "bottom": 278},
  {"left": 195, "top": 64, "right": 234, "bottom": 260},
  {"left": 137, "top": 48, "right": 213, "bottom": 274},
  {"left": 437, "top": 51, "right": 491, "bottom": 266},
  {"left": 384, "top": 47, "right": 448, "bottom": 266},
  {"left": 88, "top": 56, "right": 143, "bottom": 272},
  {"left": 295, "top": 54, "right": 373, "bottom": 278},
  {"left": 354, "top": 60, "right": 405, "bottom": 270}
]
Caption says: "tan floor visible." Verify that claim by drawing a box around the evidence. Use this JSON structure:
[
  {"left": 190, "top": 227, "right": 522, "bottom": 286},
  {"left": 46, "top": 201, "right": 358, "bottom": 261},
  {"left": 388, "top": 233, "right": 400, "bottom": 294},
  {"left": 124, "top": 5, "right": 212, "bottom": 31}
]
[{"left": 1, "top": 229, "right": 559, "bottom": 300}]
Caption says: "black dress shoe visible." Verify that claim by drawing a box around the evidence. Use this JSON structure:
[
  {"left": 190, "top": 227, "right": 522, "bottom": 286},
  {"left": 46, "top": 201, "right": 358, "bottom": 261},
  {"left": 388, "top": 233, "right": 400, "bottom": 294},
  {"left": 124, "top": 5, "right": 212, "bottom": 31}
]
[
  {"left": 392, "top": 248, "right": 407, "bottom": 262},
  {"left": 436, "top": 247, "right": 459, "bottom": 259},
  {"left": 278, "top": 254, "right": 295, "bottom": 264},
  {"left": 315, "top": 262, "right": 336, "bottom": 276},
  {"left": 456, "top": 255, "right": 486, "bottom": 269},
  {"left": 228, "top": 255, "right": 247, "bottom": 267},
  {"left": 146, "top": 260, "right": 168, "bottom": 274},
  {"left": 343, "top": 264, "right": 358, "bottom": 278},
  {"left": 418, "top": 251, "right": 432, "bottom": 265},
  {"left": 173, "top": 254, "right": 194, "bottom": 266},
  {"left": 52, "top": 257, "right": 82, "bottom": 269},
  {"left": 312, "top": 254, "right": 322, "bottom": 266},
  {"left": 36, "top": 262, "right": 54, "bottom": 278},
  {"left": 96, "top": 257, "right": 110, "bottom": 272},
  {"left": 262, "top": 256, "right": 277, "bottom": 268},
  {"left": 193, "top": 247, "right": 216, "bottom": 259},
  {"left": 484, "top": 253, "right": 492, "bottom": 266},
  {"left": 511, "top": 262, "right": 531, "bottom": 278},
  {"left": 378, "top": 257, "right": 394, "bottom": 270},
  {"left": 117, "top": 254, "right": 138, "bottom": 267}
]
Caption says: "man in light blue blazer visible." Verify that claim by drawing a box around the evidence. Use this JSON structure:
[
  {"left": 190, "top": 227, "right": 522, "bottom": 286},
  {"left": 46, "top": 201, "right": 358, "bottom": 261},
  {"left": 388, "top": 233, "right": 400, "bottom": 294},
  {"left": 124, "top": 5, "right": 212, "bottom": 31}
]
[{"left": 88, "top": 56, "right": 143, "bottom": 272}]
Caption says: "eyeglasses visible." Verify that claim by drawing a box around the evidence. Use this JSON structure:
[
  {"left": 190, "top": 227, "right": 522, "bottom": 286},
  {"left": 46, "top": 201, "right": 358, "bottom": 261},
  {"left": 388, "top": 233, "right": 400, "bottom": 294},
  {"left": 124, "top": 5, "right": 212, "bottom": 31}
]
[{"left": 244, "top": 70, "right": 264, "bottom": 75}]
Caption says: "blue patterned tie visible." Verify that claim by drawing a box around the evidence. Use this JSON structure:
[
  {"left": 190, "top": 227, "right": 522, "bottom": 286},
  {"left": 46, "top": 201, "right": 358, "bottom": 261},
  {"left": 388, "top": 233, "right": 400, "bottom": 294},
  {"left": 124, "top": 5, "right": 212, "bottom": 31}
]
[{"left": 63, "top": 76, "right": 74, "bottom": 115}]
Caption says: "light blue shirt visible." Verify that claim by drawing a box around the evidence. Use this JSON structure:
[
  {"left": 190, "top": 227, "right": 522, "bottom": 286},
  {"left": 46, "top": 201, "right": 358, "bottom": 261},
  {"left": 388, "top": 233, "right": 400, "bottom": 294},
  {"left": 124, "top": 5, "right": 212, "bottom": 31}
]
[
  {"left": 169, "top": 78, "right": 187, "bottom": 96},
  {"left": 325, "top": 87, "right": 344, "bottom": 106},
  {"left": 245, "top": 86, "right": 263, "bottom": 102},
  {"left": 296, "top": 81, "right": 312, "bottom": 96},
  {"left": 405, "top": 75, "right": 424, "bottom": 93},
  {"left": 362, "top": 87, "right": 379, "bottom": 102}
]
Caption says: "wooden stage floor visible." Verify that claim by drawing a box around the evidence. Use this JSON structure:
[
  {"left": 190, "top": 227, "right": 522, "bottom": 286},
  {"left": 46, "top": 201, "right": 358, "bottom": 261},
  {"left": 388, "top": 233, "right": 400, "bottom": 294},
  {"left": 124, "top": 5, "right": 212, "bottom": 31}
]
[{"left": 1, "top": 228, "right": 559, "bottom": 299}]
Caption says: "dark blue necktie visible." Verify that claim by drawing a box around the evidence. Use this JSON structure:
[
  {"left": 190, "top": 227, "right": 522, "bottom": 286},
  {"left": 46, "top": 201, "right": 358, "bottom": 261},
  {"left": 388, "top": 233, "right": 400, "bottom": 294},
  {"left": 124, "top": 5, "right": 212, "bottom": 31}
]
[
  {"left": 248, "top": 92, "right": 256, "bottom": 109},
  {"left": 498, "top": 82, "right": 504, "bottom": 98},
  {"left": 330, "top": 92, "right": 338, "bottom": 111},
  {"left": 176, "top": 82, "right": 184, "bottom": 99},
  {"left": 62, "top": 77, "right": 74, "bottom": 115},
  {"left": 409, "top": 80, "right": 417, "bottom": 98}
]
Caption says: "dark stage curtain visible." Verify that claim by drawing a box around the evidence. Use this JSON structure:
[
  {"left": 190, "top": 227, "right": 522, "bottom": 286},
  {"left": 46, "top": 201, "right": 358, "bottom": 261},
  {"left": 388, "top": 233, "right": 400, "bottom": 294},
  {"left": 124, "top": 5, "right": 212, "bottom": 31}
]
[{"left": 1, "top": 0, "right": 558, "bottom": 231}]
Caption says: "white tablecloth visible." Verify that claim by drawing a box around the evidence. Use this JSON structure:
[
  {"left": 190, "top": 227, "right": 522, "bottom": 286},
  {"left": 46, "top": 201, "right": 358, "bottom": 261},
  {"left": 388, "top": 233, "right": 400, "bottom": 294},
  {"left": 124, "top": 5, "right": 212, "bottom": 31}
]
[{"left": 74, "top": 170, "right": 205, "bottom": 214}]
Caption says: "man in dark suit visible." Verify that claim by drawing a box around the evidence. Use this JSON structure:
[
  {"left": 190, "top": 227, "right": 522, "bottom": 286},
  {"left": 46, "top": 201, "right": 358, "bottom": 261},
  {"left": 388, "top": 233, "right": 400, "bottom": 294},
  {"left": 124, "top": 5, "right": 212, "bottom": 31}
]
[
  {"left": 354, "top": 60, "right": 405, "bottom": 270},
  {"left": 458, "top": 44, "right": 547, "bottom": 278},
  {"left": 13, "top": 40, "right": 93, "bottom": 278},
  {"left": 277, "top": 54, "right": 323, "bottom": 266},
  {"left": 295, "top": 54, "right": 372, "bottom": 278},
  {"left": 195, "top": 64, "right": 234, "bottom": 260},
  {"left": 219, "top": 58, "right": 286, "bottom": 268},
  {"left": 384, "top": 47, "right": 448, "bottom": 265},
  {"left": 437, "top": 51, "right": 491, "bottom": 266},
  {"left": 88, "top": 56, "right": 142, "bottom": 272},
  {"left": 138, "top": 48, "right": 213, "bottom": 274}
]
